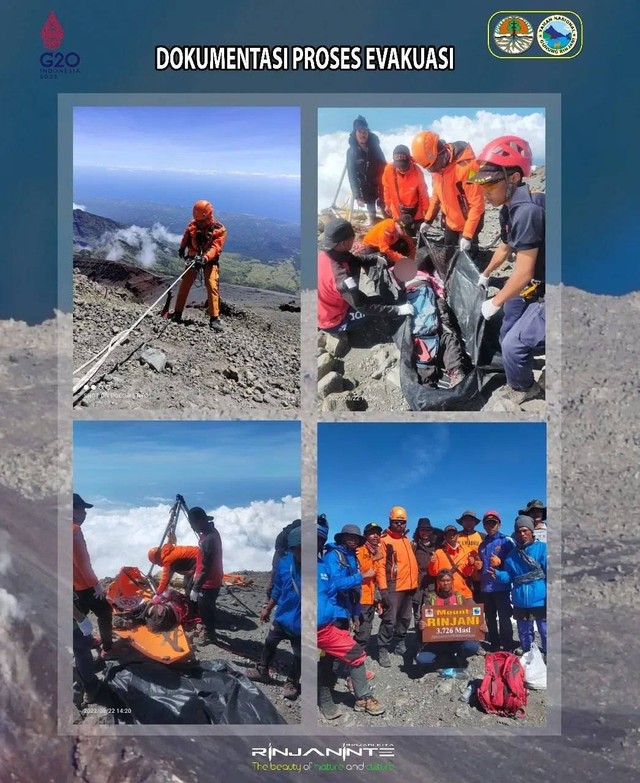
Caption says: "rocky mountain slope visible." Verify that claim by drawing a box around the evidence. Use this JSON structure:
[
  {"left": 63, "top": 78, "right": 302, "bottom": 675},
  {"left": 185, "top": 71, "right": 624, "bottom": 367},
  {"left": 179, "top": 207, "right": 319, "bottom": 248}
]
[{"left": 73, "top": 265, "right": 300, "bottom": 412}]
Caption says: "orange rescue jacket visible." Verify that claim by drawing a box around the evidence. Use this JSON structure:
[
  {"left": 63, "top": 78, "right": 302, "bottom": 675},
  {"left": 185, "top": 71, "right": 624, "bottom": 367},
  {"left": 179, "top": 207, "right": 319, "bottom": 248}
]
[
  {"left": 356, "top": 543, "right": 387, "bottom": 605},
  {"left": 363, "top": 219, "right": 416, "bottom": 263},
  {"left": 72, "top": 523, "right": 99, "bottom": 591},
  {"left": 382, "top": 163, "right": 429, "bottom": 222},
  {"left": 155, "top": 544, "right": 199, "bottom": 593},
  {"left": 425, "top": 142, "right": 484, "bottom": 238},
  {"left": 427, "top": 544, "right": 474, "bottom": 599},
  {"left": 180, "top": 219, "right": 227, "bottom": 263},
  {"left": 380, "top": 530, "right": 419, "bottom": 592},
  {"left": 458, "top": 530, "right": 484, "bottom": 582}
]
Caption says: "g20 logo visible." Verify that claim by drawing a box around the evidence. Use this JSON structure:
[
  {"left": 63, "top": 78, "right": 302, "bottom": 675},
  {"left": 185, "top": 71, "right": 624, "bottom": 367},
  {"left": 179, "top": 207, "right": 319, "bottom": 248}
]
[{"left": 40, "top": 51, "right": 80, "bottom": 69}]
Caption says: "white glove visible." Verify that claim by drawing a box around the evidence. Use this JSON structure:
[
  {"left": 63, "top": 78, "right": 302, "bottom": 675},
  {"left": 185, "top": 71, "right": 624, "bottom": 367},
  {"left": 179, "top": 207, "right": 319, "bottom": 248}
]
[
  {"left": 189, "top": 590, "right": 200, "bottom": 602},
  {"left": 396, "top": 303, "right": 415, "bottom": 317},
  {"left": 93, "top": 583, "right": 105, "bottom": 599},
  {"left": 481, "top": 298, "right": 502, "bottom": 320},
  {"left": 459, "top": 237, "right": 472, "bottom": 253},
  {"left": 419, "top": 221, "right": 431, "bottom": 234},
  {"left": 77, "top": 617, "right": 93, "bottom": 636},
  {"left": 477, "top": 274, "right": 490, "bottom": 290}
]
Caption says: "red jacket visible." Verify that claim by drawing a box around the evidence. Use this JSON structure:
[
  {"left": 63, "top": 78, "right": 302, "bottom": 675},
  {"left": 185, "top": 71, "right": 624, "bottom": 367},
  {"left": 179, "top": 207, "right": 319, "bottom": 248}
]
[
  {"left": 425, "top": 142, "right": 484, "bottom": 238},
  {"left": 317, "top": 250, "right": 350, "bottom": 329},
  {"left": 180, "top": 219, "right": 227, "bottom": 263}
]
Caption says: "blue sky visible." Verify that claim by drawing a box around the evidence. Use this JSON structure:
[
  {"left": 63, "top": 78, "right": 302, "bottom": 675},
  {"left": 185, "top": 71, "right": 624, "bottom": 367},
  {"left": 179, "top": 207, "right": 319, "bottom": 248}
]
[
  {"left": 318, "top": 107, "right": 544, "bottom": 136},
  {"left": 318, "top": 422, "right": 546, "bottom": 537},
  {"left": 74, "top": 106, "right": 300, "bottom": 177},
  {"left": 73, "top": 420, "right": 301, "bottom": 508}
]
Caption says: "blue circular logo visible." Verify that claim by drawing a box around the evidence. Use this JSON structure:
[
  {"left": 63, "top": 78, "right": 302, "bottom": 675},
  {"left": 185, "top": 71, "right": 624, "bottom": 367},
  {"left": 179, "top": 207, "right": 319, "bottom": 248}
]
[{"left": 537, "top": 15, "right": 578, "bottom": 56}]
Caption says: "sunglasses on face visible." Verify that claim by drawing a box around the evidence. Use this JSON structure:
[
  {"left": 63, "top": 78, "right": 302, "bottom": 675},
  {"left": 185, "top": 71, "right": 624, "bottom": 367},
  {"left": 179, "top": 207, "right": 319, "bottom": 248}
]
[{"left": 479, "top": 178, "right": 505, "bottom": 191}]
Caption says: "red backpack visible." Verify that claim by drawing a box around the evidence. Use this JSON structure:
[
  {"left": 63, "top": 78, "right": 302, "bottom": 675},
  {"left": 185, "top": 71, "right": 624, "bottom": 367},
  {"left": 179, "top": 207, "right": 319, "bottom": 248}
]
[{"left": 477, "top": 652, "right": 527, "bottom": 718}]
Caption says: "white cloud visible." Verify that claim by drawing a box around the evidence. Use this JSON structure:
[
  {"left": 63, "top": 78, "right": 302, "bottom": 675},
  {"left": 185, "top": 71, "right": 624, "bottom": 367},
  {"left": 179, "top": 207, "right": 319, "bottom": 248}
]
[
  {"left": 82, "top": 496, "right": 301, "bottom": 579},
  {"left": 318, "top": 111, "right": 546, "bottom": 210},
  {"left": 73, "top": 202, "right": 86, "bottom": 211},
  {"left": 95, "top": 222, "right": 182, "bottom": 268}
]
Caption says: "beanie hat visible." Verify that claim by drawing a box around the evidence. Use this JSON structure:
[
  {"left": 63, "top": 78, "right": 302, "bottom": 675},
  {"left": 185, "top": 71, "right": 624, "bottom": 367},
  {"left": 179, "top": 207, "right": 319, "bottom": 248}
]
[
  {"left": 514, "top": 514, "right": 535, "bottom": 533},
  {"left": 353, "top": 115, "right": 369, "bottom": 130}
]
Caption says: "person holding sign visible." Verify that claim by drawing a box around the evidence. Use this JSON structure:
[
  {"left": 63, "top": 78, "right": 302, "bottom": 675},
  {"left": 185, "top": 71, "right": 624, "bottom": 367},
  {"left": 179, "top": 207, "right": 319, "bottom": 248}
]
[{"left": 415, "top": 569, "right": 480, "bottom": 670}]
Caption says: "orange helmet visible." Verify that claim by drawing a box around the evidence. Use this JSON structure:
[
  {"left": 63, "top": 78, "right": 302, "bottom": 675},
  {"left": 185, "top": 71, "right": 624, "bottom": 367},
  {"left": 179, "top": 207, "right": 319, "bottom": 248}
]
[
  {"left": 411, "top": 131, "right": 441, "bottom": 169},
  {"left": 148, "top": 547, "right": 162, "bottom": 565},
  {"left": 193, "top": 199, "right": 214, "bottom": 223},
  {"left": 389, "top": 505, "right": 408, "bottom": 522}
]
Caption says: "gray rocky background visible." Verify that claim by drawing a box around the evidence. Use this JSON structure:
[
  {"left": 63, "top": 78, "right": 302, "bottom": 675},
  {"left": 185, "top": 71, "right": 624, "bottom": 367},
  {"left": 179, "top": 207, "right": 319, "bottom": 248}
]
[
  {"left": 0, "top": 283, "right": 639, "bottom": 780},
  {"left": 73, "top": 270, "right": 300, "bottom": 412}
]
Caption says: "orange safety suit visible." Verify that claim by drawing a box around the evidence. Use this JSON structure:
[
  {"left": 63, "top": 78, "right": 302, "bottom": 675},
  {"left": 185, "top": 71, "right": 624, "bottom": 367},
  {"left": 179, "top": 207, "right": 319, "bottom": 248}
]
[
  {"left": 154, "top": 544, "right": 200, "bottom": 594},
  {"left": 382, "top": 162, "right": 430, "bottom": 222},
  {"left": 175, "top": 219, "right": 228, "bottom": 317},
  {"left": 424, "top": 142, "right": 485, "bottom": 239},
  {"left": 363, "top": 219, "right": 416, "bottom": 263},
  {"left": 427, "top": 544, "right": 474, "bottom": 599},
  {"left": 356, "top": 543, "right": 387, "bottom": 605},
  {"left": 73, "top": 523, "right": 99, "bottom": 591},
  {"left": 458, "top": 529, "right": 484, "bottom": 585},
  {"left": 380, "top": 530, "right": 419, "bottom": 592}
]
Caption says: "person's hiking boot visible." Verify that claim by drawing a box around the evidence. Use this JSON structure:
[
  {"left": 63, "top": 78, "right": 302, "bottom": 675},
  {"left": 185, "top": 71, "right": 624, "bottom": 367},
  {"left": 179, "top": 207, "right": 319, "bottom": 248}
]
[
  {"left": 171, "top": 311, "right": 183, "bottom": 324},
  {"left": 318, "top": 686, "right": 342, "bottom": 720},
  {"left": 377, "top": 647, "right": 391, "bottom": 668},
  {"left": 192, "top": 630, "right": 217, "bottom": 647},
  {"left": 209, "top": 316, "right": 223, "bottom": 332},
  {"left": 283, "top": 680, "right": 300, "bottom": 700},
  {"left": 354, "top": 696, "right": 386, "bottom": 716},
  {"left": 394, "top": 639, "right": 407, "bottom": 657},
  {"left": 504, "top": 380, "right": 542, "bottom": 406},
  {"left": 246, "top": 664, "right": 272, "bottom": 684}
]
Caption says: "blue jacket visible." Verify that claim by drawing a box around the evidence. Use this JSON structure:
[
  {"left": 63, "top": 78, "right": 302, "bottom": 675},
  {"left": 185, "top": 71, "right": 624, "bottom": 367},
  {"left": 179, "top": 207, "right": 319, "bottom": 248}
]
[
  {"left": 271, "top": 551, "right": 301, "bottom": 636},
  {"left": 478, "top": 532, "right": 515, "bottom": 593},
  {"left": 319, "top": 544, "right": 363, "bottom": 624},
  {"left": 493, "top": 540, "right": 547, "bottom": 609}
]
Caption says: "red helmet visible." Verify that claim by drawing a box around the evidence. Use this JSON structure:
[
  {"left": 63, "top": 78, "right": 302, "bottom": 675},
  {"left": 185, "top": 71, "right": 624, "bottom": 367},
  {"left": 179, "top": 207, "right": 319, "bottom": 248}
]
[
  {"left": 476, "top": 136, "right": 533, "bottom": 178},
  {"left": 193, "top": 200, "right": 214, "bottom": 222}
]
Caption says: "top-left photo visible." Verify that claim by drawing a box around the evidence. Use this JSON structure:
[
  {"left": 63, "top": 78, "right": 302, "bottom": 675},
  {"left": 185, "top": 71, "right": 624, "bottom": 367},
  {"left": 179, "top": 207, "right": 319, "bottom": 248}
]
[{"left": 72, "top": 106, "right": 301, "bottom": 412}]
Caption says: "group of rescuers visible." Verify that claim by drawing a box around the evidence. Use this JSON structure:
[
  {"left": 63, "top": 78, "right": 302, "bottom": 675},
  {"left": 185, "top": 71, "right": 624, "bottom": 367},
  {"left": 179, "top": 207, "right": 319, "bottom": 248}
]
[
  {"left": 72, "top": 492, "right": 302, "bottom": 705},
  {"left": 317, "top": 502, "right": 548, "bottom": 718},
  {"left": 318, "top": 115, "right": 545, "bottom": 404}
]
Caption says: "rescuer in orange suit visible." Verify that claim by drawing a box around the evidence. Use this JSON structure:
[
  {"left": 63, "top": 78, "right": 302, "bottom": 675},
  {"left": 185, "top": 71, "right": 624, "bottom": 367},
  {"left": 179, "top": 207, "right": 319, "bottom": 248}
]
[
  {"left": 381, "top": 145, "right": 430, "bottom": 233},
  {"left": 411, "top": 131, "right": 485, "bottom": 276},
  {"left": 362, "top": 218, "right": 416, "bottom": 264},
  {"left": 173, "top": 200, "right": 228, "bottom": 332}
]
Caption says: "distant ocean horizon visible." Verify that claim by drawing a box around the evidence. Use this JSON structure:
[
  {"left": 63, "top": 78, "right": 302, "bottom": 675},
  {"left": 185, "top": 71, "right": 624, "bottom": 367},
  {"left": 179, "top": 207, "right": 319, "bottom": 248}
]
[{"left": 74, "top": 168, "right": 300, "bottom": 224}]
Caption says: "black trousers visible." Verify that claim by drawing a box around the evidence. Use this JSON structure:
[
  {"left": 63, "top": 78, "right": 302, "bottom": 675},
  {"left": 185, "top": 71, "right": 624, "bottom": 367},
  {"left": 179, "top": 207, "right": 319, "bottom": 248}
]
[
  {"left": 197, "top": 587, "right": 220, "bottom": 637},
  {"left": 261, "top": 620, "right": 301, "bottom": 684},
  {"left": 75, "top": 588, "right": 113, "bottom": 652},
  {"left": 354, "top": 603, "right": 376, "bottom": 649},
  {"left": 439, "top": 216, "right": 485, "bottom": 277},
  {"left": 377, "top": 589, "right": 415, "bottom": 649}
]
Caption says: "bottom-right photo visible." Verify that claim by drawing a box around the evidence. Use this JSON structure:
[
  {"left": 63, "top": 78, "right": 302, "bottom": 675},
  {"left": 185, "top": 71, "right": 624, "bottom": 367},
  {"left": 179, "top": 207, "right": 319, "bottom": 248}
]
[{"left": 317, "top": 421, "right": 548, "bottom": 728}]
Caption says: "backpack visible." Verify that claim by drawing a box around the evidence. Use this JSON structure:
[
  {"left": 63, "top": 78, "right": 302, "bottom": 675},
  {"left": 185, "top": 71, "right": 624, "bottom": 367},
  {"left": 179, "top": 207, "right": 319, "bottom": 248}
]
[{"left": 477, "top": 652, "right": 527, "bottom": 718}]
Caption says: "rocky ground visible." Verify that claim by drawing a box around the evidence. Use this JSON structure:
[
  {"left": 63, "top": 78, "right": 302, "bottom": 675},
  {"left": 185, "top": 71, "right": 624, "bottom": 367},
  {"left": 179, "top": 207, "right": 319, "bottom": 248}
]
[
  {"left": 317, "top": 168, "right": 547, "bottom": 414},
  {"left": 73, "top": 266, "right": 300, "bottom": 412},
  {"left": 317, "top": 617, "right": 546, "bottom": 728},
  {"left": 75, "top": 570, "right": 301, "bottom": 726}
]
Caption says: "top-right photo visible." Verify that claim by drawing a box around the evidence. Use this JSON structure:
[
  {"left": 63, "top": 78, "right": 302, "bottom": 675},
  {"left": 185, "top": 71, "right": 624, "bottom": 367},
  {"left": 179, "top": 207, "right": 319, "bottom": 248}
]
[{"left": 317, "top": 107, "right": 546, "bottom": 414}]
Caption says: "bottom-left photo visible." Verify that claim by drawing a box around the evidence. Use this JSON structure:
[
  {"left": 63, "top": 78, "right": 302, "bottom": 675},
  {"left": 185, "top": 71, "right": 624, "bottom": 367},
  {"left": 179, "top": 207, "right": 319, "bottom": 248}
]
[{"left": 70, "top": 419, "right": 302, "bottom": 726}]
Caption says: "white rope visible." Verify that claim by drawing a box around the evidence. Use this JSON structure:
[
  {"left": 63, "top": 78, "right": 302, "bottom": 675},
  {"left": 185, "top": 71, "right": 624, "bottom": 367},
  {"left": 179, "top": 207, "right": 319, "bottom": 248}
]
[{"left": 72, "top": 262, "right": 195, "bottom": 398}]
